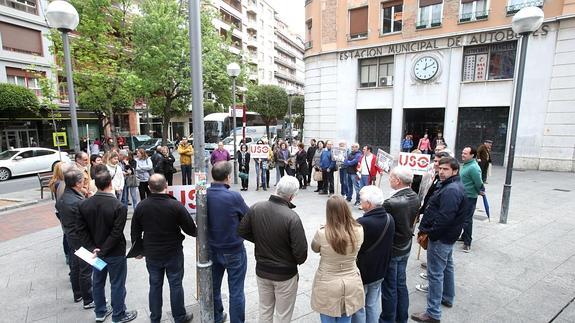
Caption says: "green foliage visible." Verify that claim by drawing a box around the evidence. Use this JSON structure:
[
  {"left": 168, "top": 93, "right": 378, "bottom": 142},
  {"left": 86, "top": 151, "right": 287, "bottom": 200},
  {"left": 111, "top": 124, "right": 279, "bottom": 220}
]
[
  {"left": 246, "top": 85, "right": 288, "bottom": 138},
  {"left": 204, "top": 101, "right": 223, "bottom": 115},
  {"left": 0, "top": 83, "right": 40, "bottom": 113},
  {"left": 291, "top": 95, "right": 305, "bottom": 130}
]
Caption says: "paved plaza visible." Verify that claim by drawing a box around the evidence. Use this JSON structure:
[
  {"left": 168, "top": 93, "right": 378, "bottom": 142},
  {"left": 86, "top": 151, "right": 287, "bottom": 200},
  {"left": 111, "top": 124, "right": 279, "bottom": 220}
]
[{"left": 1, "top": 166, "right": 575, "bottom": 322}]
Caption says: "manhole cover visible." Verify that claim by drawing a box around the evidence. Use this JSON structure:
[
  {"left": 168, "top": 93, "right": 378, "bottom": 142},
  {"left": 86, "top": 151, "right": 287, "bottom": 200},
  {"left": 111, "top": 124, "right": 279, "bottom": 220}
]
[{"left": 553, "top": 189, "right": 572, "bottom": 193}]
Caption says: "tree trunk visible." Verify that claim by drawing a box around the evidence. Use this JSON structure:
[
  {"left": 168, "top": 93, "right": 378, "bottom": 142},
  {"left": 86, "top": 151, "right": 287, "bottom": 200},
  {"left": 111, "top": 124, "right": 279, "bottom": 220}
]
[
  {"left": 265, "top": 122, "right": 270, "bottom": 144},
  {"left": 108, "top": 107, "right": 117, "bottom": 148},
  {"left": 162, "top": 99, "right": 172, "bottom": 146}
]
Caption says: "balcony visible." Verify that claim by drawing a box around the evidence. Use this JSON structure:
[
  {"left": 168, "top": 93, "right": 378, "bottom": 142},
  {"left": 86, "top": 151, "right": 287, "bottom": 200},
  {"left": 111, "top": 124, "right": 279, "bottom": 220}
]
[
  {"left": 0, "top": 0, "right": 37, "bottom": 15},
  {"left": 459, "top": 10, "right": 489, "bottom": 23},
  {"left": 249, "top": 73, "right": 258, "bottom": 81},
  {"left": 222, "top": 0, "right": 242, "bottom": 13},
  {"left": 274, "top": 43, "right": 296, "bottom": 59},
  {"left": 274, "top": 56, "right": 296, "bottom": 69},
  {"left": 274, "top": 71, "right": 298, "bottom": 83},
  {"left": 247, "top": 36, "right": 258, "bottom": 49},
  {"left": 247, "top": 19, "right": 258, "bottom": 32},
  {"left": 416, "top": 19, "right": 442, "bottom": 29},
  {"left": 506, "top": 0, "right": 543, "bottom": 15},
  {"left": 247, "top": 1, "right": 257, "bottom": 14}
]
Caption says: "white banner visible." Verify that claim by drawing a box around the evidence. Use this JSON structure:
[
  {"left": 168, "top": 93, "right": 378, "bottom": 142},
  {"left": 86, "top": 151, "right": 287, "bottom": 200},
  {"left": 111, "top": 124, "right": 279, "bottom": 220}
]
[
  {"left": 398, "top": 152, "right": 432, "bottom": 175},
  {"left": 168, "top": 185, "right": 197, "bottom": 214},
  {"left": 249, "top": 144, "right": 271, "bottom": 159}
]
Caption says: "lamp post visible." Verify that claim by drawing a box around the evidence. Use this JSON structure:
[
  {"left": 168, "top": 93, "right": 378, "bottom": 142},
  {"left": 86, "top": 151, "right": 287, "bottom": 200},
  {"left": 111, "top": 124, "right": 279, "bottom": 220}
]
[
  {"left": 227, "top": 62, "right": 240, "bottom": 185},
  {"left": 287, "top": 87, "right": 295, "bottom": 144},
  {"left": 46, "top": 1, "right": 80, "bottom": 153},
  {"left": 500, "top": 7, "right": 544, "bottom": 224}
]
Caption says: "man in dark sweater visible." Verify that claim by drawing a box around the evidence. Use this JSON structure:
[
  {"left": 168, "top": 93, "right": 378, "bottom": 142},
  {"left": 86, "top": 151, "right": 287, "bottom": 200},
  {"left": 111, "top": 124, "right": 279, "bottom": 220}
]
[
  {"left": 238, "top": 175, "right": 307, "bottom": 322},
  {"left": 353, "top": 185, "right": 395, "bottom": 323},
  {"left": 207, "top": 162, "right": 250, "bottom": 323},
  {"left": 411, "top": 157, "right": 467, "bottom": 323},
  {"left": 305, "top": 139, "right": 317, "bottom": 186},
  {"left": 77, "top": 165, "right": 137, "bottom": 323},
  {"left": 131, "top": 174, "right": 196, "bottom": 323},
  {"left": 380, "top": 166, "right": 420, "bottom": 323}
]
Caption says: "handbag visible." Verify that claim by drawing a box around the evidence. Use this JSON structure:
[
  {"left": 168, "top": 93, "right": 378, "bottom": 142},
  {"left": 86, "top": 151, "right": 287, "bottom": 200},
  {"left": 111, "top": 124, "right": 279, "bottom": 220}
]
[
  {"left": 126, "top": 174, "right": 139, "bottom": 187},
  {"left": 313, "top": 169, "right": 323, "bottom": 181},
  {"left": 417, "top": 232, "right": 429, "bottom": 250},
  {"left": 239, "top": 172, "right": 249, "bottom": 180}
]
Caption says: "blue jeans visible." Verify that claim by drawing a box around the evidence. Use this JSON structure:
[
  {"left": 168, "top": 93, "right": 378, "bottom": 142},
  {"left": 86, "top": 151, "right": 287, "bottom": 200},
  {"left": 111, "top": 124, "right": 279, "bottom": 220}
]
[
  {"left": 352, "top": 278, "right": 384, "bottom": 323},
  {"left": 255, "top": 162, "right": 267, "bottom": 190},
  {"left": 354, "top": 175, "right": 370, "bottom": 203},
  {"left": 380, "top": 253, "right": 410, "bottom": 323},
  {"left": 462, "top": 197, "right": 477, "bottom": 246},
  {"left": 426, "top": 240, "right": 455, "bottom": 320},
  {"left": 146, "top": 250, "right": 187, "bottom": 323},
  {"left": 321, "top": 313, "right": 352, "bottom": 323},
  {"left": 181, "top": 164, "right": 192, "bottom": 185},
  {"left": 121, "top": 185, "right": 139, "bottom": 210},
  {"left": 339, "top": 169, "right": 348, "bottom": 196},
  {"left": 93, "top": 256, "right": 127, "bottom": 321},
  {"left": 346, "top": 173, "right": 357, "bottom": 201},
  {"left": 211, "top": 247, "right": 247, "bottom": 323}
]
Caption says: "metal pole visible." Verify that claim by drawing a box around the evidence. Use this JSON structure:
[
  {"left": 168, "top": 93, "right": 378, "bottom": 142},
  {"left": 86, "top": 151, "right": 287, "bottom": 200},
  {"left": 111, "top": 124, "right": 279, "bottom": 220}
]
[
  {"left": 500, "top": 34, "right": 529, "bottom": 224},
  {"left": 288, "top": 94, "right": 293, "bottom": 144},
  {"left": 232, "top": 77, "right": 238, "bottom": 184},
  {"left": 188, "top": 0, "right": 213, "bottom": 321},
  {"left": 61, "top": 31, "right": 80, "bottom": 153}
]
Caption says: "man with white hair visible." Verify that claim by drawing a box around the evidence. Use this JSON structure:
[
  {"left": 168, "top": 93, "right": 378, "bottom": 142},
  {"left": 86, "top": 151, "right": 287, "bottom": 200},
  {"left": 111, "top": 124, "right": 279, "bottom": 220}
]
[
  {"left": 353, "top": 186, "right": 395, "bottom": 323},
  {"left": 238, "top": 176, "right": 308, "bottom": 323},
  {"left": 380, "top": 166, "right": 420, "bottom": 323}
]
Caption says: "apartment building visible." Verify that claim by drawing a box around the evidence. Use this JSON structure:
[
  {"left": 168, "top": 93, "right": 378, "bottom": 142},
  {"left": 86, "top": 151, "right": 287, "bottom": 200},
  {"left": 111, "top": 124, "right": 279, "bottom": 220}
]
[
  {"left": 304, "top": 0, "right": 575, "bottom": 171},
  {"left": 274, "top": 17, "right": 305, "bottom": 93}
]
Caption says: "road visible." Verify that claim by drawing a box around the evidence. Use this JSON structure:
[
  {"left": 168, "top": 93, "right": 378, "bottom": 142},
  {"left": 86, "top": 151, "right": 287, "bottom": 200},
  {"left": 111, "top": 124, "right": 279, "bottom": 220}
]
[{"left": 0, "top": 174, "right": 37, "bottom": 194}]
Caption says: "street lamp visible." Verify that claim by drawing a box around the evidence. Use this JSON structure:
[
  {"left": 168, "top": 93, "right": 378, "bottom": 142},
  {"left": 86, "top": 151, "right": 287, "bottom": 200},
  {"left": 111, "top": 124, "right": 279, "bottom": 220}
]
[
  {"left": 227, "top": 62, "right": 241, "bottom": 185},
  {"left": 286, "top": 86, "right": 295, "bottom": 144},
  {"left": 500, "top": 6, "right": 544, "bottom": 224},
  {"left": 46, "top": 1, "right": 81, "bottom": 153}
]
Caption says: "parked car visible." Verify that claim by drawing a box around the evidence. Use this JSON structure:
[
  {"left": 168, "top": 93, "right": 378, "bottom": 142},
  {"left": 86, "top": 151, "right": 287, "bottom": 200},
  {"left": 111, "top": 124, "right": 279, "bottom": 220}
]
[
  {"left": 0, "top": 148, "right": 71, "bottom": 181},
  {"left": 125, "top": 134, "right": 152, "bottom": 151},
  {"left": 138, "top": 139, "right": 176, "bottom": 156},
  {"left": 222, "top": 136, "right": 255, "bottom": 159}
]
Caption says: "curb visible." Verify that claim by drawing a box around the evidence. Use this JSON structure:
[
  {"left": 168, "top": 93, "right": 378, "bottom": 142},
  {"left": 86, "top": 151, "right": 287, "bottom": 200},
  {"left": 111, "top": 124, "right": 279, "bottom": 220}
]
[{"left": 0, "top": 199, "right": 40, "bottom": 213}]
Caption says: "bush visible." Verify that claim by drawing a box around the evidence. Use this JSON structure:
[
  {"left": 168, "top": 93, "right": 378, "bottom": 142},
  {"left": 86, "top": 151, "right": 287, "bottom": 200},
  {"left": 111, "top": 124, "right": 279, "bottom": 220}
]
[{"left": 0, "top": 83, "right": 40, "bottom": 113}]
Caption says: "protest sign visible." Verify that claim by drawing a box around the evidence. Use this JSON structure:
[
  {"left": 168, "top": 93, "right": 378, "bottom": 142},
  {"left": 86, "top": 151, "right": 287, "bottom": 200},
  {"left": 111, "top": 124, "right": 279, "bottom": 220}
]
[
  {"left": 168, "top": 185, "right": 197, "bottom": 214},
  {"left": 331, "top": 147, "right": 346, "bottom": 163},
  {"left": 249, "top": 144, "right": 271, "bottom": 159},
  {"left": 376, "top": 149, "right": 394, "bottom": 173},
  {"left": 398, "top": 152, "right": 432, "bottom": 175}
]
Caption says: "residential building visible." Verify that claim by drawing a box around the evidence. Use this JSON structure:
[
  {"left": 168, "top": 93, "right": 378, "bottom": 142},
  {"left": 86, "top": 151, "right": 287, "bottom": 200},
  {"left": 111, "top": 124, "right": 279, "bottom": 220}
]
[
  {"left": 304, "top": 0, "right": 575, "bottom": 171},
  {"left": 274, "top": 16, "right": 305, "bottom": 93}
]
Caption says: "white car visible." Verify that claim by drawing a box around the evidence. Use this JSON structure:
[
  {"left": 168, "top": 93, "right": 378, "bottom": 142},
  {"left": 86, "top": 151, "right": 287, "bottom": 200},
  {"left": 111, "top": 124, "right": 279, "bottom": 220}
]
[
  {"left": 222, "top": 136, "right": 255, "bottom": 159},
  {"left": 0, "top": 148, "right": 71, "bottom": 181}
]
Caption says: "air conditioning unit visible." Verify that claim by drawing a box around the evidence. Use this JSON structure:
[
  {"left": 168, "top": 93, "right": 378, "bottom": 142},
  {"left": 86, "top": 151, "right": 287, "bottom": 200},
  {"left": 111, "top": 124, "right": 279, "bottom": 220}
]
[{"left": 380, "top": 76, "right": 394, "bottom": 87}]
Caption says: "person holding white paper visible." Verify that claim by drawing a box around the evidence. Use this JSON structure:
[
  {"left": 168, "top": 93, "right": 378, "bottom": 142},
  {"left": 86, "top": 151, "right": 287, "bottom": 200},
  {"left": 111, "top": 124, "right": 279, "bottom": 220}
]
[{"left": 77, "top": 164, "right": 137, "bottom": 323}]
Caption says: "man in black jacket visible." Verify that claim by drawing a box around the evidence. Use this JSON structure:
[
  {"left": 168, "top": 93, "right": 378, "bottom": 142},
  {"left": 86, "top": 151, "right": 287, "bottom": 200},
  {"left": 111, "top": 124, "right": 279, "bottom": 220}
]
[
  {"left": 411, "top": 157, "right": 467, "bottom": 323},
  {"left": 305, "top": 139, "right": 317, "bottom": 186},
  {"left": 77, "top": 165, "right": 137, "bottom": 323},
  {"left": 380, "top": 166, "right": 420, "bottom": 323},
  {"left": 131, "top": 174, "right": 196, "bottom": 323},
  {"left": 55, "top": 166, "right": 93, "bottom": 309},
  {"left": 353, "top": 185, "right": 395, "bottom": 323},
  {"left": 238, "top": 175, "right": 307, "bottom": 323}
]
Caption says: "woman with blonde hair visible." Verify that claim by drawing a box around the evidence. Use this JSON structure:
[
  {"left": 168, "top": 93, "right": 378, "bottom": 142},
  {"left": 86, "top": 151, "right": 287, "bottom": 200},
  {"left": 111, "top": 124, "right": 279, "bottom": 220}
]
[
  {"left": 135, "top": 148, "right": 153, "bottom": 200},
  {"left": 311, "top": 195, "right": 365, "bottom": 322},
  {"left": 48, "top": 161, "right": 70, "bottom": 264},
  {"left": 106, "top": 151, "right": 125, "bottom": 199}
]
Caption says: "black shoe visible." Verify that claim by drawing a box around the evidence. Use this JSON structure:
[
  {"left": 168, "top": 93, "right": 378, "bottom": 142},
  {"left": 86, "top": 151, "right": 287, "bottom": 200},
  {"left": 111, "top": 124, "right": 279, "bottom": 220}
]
[
  {"left": 83, "top": 301, "right": 95, "bottom": 309},
  {"left": 183, "top": 312, "right": 194, "bottom": 323},
  {"left": 441, "top": 300, "right": 453, "bottom": 308},
  {"left": 95, "top": 305, "right": 113, "bottom": 322},
  {"left": 318, "top": 191, "right": 328, "bottom": 195},
  {"left": 411, "top": 312, "right": 440, "bottom": 322},
  {"left": 302, "top": 186, "right": 306, "bottom": 189},
  {"left": 74, "top": 296, "right": 82, "bottom": 303},
  {"left": 112, "top": 310, "right": 137, "bottom": 323},
  {"left": 314, "top": 189, "right": 320, "bottom": 192}
]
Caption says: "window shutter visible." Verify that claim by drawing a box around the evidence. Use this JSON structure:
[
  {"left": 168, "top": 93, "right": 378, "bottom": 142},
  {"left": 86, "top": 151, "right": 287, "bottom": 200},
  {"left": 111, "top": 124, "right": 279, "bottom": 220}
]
[
  {"left": 0, "top": 22, "right": 43, "bottom": 55},
  {"left": 461, "top": 0, "right": 476, "bottom": 4},
  {"left": 350, "top": 6, "right": 369, "bottom": 36},
  {"left": 382, "top": 0, "right": 403, "bottom": 8},
  {"left": 419, "top": 0, "right": 443, "bottom": 7}
]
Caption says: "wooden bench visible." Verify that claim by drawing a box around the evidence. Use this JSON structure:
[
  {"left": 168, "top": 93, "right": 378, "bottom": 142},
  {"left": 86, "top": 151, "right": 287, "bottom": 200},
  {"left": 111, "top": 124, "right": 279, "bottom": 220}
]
[{"left": 37, "top": 171, "right": 54, "bottom": 200}]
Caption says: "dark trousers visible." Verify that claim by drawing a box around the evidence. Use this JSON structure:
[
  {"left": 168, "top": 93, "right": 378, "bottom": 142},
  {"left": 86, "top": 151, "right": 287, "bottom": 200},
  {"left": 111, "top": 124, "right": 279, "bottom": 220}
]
[
  {"left": 165, "top": 172, "right": 174, "bottom": 186},
  {"left": 305, "top": 161, "right": 313, "bottom": 185},
  {"left": 381, "top": 253, "right": 410, "bottom": 323},
  {"left": 146, "top": 250, "right": 186, "bottom": 323},
  {"left": 322, "top": 169, "right": 335, "bottom": 194},
  {"left": 479, "top": 162, "right": 489, "bottom": 182},
  {"left": 279, "top": 166, "right": 286, "bottom": 178},
  {"left": 339, "top": 169, "right": 348, "bottom": 196},
  {"left": 68, "top": 242, "right": 93, "bottom": 305},
  {"left": 138, "top": 181, "right": 151, "bottom": 201},
  {"left": 181, "top": 165, "right": 192, "bottom": 185},
  {"left": 93, "top": 256, "right": 127, "bottom": 321},
  {"left": 241, "top": 174, "right": 249, "bottom": 189},
  {"left": 462, "top": 197, "right": 478, "bottom": 247},
  {"left": 212, "top": 247, "right": 247, "bottom": 323}
]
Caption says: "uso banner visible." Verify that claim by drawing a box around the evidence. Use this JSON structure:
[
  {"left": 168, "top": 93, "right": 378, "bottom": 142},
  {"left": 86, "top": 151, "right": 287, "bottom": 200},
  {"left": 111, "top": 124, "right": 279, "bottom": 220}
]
[
  {"left": 168, "top": 185, "right": 196, "bottom": 214},
  {"left": 398, "top": 152, "right": 432, "bottom": 175},
  {"left": 249, "top": 144, "right": 271, "bottom": 159}
]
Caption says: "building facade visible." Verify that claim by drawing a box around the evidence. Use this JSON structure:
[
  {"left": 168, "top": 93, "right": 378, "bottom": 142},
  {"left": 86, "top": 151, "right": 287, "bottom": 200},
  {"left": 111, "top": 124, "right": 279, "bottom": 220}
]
[{"left": 304, "top": 0, "right": 575, "bottom": 171}]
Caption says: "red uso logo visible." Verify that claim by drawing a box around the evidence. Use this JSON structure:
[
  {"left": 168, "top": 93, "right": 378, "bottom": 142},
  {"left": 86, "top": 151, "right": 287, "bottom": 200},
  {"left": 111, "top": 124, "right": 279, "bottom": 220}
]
[
  {"left": 398, "top": 153, "right": 430, "bottom": 169},
  {"left": 249, "top": 144, "right": 270, "bottom": 154},
  {"left": 168, "top": 186, "right": 196, "bottom": 213}
]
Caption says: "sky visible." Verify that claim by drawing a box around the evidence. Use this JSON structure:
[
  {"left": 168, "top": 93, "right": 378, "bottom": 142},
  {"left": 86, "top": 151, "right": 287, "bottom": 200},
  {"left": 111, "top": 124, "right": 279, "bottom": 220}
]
[{"left": 270, "top": 0, "right": 305, "bottom": 37}]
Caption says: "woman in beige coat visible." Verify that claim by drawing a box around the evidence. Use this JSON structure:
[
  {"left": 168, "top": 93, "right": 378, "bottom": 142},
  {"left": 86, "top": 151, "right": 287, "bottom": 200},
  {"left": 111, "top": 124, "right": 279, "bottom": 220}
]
[{"left": 311, "top": 195, "right": 365, "bottom": 322}]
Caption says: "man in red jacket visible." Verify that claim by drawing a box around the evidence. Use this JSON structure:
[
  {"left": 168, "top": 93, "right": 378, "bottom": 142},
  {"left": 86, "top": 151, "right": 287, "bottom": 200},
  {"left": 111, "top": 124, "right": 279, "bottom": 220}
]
[{"left": 355, "top": 146, "right": 381, "bottom": 208}]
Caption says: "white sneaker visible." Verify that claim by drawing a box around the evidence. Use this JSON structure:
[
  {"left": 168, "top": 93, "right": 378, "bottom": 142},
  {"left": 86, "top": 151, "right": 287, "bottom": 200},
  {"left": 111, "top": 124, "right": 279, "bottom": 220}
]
[
  {"left": 415, "top": 284, "right": 429, "bottom": 293},
  {"left": 96, "top": 305, "right": 113, "bottom": 322},
  {"left": 419, "top": 272, "right": 428, "bottom": 280}
]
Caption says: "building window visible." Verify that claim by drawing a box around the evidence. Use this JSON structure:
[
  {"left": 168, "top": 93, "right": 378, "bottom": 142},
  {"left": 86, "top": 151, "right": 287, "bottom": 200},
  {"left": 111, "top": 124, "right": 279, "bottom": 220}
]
[
  {"left": 305, "top": 19, "right": 313, "bottom": 49},
  {"left": 460, "top": 0, "right": 488, "bottom": 22},
  {"left": 349, "top": 6, "right": 368, "bottom": 40},
  {"left": 382, "top": 1, "right": 403, "bottom": 34},
  {"left": 506, "top": 0, "right": 543, "bottom": 15},
  {"left": 0, "top": 0, "right": 37, "bottom": 15},
  {"left": 462, "top": 41, "right": 516, "bottom": 81},
  {"left": 0, "top": 22, "right": 43, "bottom": 56},
  {"left": 359, "top": 56, "right": 394, "bottom": 88},
  {"left": 6, "top": 67, "right": 42, "bottom": 96},
  {"left": 417, "top": 0, "right": 443, "bottom": 29}
]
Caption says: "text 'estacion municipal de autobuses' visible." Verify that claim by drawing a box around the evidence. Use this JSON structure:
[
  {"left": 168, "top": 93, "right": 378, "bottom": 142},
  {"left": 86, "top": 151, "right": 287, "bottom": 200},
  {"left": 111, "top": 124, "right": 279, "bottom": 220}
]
[{"left": 339, "top": 24, "right": 550, "bottom": 60}]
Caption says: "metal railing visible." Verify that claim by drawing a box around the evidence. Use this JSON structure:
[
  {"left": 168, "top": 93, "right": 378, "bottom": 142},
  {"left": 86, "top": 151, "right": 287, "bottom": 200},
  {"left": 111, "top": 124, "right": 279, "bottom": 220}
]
[{"left": 506, "top": 0, "right": 543, "bottom": 15}]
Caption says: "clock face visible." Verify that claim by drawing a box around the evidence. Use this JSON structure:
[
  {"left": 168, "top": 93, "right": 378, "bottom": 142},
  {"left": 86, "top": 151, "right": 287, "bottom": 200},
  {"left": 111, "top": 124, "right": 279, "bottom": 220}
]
[{"left": 413, "top": 56, "right": 439, "bottom": 81}]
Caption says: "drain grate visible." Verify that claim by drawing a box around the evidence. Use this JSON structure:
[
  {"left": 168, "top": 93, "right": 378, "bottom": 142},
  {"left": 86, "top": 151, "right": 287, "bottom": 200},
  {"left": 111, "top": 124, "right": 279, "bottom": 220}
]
[{"left": 553, "top": 188, "right": 572, "bottom": 193}]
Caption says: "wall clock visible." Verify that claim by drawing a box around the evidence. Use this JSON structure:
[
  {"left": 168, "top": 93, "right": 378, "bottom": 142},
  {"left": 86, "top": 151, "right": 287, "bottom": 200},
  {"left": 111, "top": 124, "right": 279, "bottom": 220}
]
[{"left": 413, "top": 56, "right": 440, "bottom": 81}]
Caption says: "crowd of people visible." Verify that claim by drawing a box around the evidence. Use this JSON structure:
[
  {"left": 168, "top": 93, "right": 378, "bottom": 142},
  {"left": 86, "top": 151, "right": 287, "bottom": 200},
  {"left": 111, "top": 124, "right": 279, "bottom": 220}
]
[{"left": 45, "top": 131, "right": 493, "bottom": 323}]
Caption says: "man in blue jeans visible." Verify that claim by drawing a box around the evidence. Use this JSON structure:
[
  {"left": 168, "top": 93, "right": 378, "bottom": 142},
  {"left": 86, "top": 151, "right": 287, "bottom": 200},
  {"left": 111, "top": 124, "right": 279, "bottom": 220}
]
[
  {"left": 343, "top": 143, "right": 362, "bottom": 202},
  {"left": 207, "top": 161, "right": 250, "bottom": 323},
  {"left": 131, "top": 174, "right": 197, "bottom": 323},
  {"left": 77, "top": 165, "right": 137, "bottom": 323},
  {"left": 380, "top": 166, "right": 420, "bottom": 323},
  {"left": 352, "top": 185, "right": 395, "bottom": 323},
  {"left": 411, "top": 157, "right": 467, "bottom": 323}
]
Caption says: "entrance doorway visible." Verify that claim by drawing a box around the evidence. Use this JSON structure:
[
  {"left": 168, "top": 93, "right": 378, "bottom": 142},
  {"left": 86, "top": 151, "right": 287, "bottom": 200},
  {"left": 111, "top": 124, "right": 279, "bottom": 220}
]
[
  {"left": 2, "top": 129, "right": 39, "bottom": 150},
  {"left": 403, "top": 108, "right": 445, "bottom": 151},
  {"left": 357, "top": 109, "right": 392, "bottom": 152}
]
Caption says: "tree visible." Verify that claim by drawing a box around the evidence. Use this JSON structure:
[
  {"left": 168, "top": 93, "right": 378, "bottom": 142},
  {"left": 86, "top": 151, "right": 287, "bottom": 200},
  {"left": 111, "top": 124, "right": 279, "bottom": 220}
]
[
  {"left": 291, "top": 95, "right": 304, "bottom": 131},
  {"left": 50, "top": 0, "right": 137, "bottom": 145},
  {"left": 246, "top": 85, "right": 288, "bottom": 140},
  {"left": 0, "top": 83, "right": 40, "bottom": 114}
]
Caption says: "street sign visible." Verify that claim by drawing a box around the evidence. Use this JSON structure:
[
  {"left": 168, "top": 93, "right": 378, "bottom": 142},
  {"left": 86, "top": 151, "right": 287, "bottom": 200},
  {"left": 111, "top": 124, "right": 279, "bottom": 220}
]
[
  {"left": 53, "top": 132, "right": 67, "bottom": 147},
  {"left": 398, "top": 152, "right": 432, "bottom": 175},
  {"left": 168, "top": 185, "right": 197, "bottom": 214},
  {"left": 249, "top": 144, "right": 270, "bottom": 158}
]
